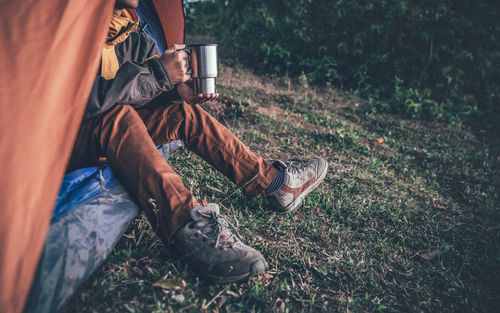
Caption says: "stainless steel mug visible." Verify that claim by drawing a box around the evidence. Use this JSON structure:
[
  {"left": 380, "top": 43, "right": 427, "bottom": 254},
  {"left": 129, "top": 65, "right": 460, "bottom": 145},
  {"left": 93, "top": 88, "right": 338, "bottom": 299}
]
[{"left": 188, "top": 44, "right": 218, "bottom": 95}]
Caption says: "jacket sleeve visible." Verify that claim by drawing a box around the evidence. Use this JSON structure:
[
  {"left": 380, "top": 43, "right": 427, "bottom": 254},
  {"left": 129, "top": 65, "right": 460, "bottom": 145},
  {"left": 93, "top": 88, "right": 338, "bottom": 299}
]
[{"left": 84, "top": 56, "right": 174, "bottom": 119}]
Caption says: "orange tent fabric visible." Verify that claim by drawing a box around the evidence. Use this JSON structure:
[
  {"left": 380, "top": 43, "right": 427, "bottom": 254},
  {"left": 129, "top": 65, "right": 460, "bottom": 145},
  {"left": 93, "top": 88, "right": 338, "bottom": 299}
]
[
  {"left": 0, "top": 1, "right": 114, "bottom": 313},
  {"left": 153, "top": 0, "right": 185, "bottom": 46},
  {"left": 0, "top": 1, "right": 186, "bottom": 312}
]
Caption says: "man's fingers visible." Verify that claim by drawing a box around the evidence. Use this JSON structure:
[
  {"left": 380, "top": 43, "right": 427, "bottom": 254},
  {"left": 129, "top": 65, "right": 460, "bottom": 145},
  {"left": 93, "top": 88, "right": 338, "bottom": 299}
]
[
  {"left": 175, "top": 50, "right": 189, "bottom": 69},
  {"left": 196, "top": 93, "right": 217, "bottom": 104},
  {"left": 171, "top": 50, "right": 189, "bottom": 81},
  {"left": 185, "top": 92, "right": 220, "bottom": 105},
  {"left": 173, "top": 50, "right": 188, "bottom": 66},
  {"left": 179, "top": 59, "right": 188, "bottom": 72},
  {"left": 173, "top": 43, "right": 185, "bottom": 50},
  {"left": 164, "top": 43, "right": 186, "bottom": 55},
  {"left": 181, "top": 74, "right": 190, "bottom": 83},
  {"left": 175, "top": 50, "right": 188, "bottom": 59},
  {"left": 204, "top": 93, "right": 217, "bottom": 101},
  {"left": 182, "top": 89, "right": 219, "bottom": 105}
]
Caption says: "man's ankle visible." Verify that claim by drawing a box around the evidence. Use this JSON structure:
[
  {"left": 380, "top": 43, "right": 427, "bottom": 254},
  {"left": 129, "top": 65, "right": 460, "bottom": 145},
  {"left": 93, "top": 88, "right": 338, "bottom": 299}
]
[{"left": 264, "top": 169, "right": 284, "bottom": 195}]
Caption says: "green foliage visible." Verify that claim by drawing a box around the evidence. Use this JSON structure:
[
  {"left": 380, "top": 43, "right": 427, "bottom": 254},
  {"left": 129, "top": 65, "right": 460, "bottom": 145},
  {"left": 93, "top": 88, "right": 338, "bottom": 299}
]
[{"left": 186, "top": 0, "right": 500, "bottom": 121}]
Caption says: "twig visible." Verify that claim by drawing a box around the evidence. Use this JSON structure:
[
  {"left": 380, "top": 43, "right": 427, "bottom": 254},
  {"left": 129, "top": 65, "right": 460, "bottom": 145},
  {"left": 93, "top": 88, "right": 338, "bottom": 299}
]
[
  {"left": 202, "top": 287, "right": 227, "bottom": 310},
  {"left": 178, "top": 303, "right": 196, "bottom": 312},
  {"left": 220, "top": 173, "right": 259, "bottom": 203}
]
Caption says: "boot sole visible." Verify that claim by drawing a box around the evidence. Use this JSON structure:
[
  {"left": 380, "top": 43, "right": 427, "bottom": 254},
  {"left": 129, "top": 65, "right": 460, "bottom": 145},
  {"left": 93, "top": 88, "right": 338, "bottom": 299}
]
[
  {"left": 277, "top": 159, "right": 328, "bottom": 214},
  {"left": 207, "top": 258, "right": 269, "bottom": 284}
]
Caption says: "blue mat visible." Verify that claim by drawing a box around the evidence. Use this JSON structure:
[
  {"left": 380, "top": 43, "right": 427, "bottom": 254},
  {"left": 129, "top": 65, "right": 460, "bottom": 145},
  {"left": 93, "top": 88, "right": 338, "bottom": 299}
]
[{"left": 52, "top": 167, "right": 119, "bottom": 222}]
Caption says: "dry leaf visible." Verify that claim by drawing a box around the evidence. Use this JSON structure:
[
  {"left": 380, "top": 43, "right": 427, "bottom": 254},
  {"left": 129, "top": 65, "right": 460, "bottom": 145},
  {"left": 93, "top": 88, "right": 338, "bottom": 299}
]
[
  {"left": 321, "top": 231, "right": 328, "bottom": 239},
  {"left": 433, "top": 204, "right": 447, "bottom": 211},
  {"left": 145, "top": 266, "right": 157, "bottom": 276},
  {"left": 464, "top": 94, "right": 474, "bottom": 101},
  {"left": 171, "top": 293, "right": 185, "bottom": 304},
  {"left": 274, "top": 298, "right": 285, "bottom": 313},
  {"left": 280, "top": 301, "right": 285, "bottom": 313},
  {"left": 418, "top": 250, "right": 440, "bottom": 260},
  {"left": 216, "top": 296, "right": 227, "bottom": 309},
  {"left": 132, "top": 266, "right": 143, "bottom": 276},
  {"left": 123, "top": 261, "right": 131, "bottom": 279},
  {"left": 257, "top": 272, "right": 273, "bottom": 280},
  {"left": 225, "top": 290, "right": 240, "bottom": 298},
  {"left": 152, "top": 277, "right": 187, "bottom": 290}
]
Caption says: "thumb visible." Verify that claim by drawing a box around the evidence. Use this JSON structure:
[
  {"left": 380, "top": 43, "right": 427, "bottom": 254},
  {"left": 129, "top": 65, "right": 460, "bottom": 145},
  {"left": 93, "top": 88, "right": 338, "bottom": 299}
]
[
  {"left": 164, "top": 43, "right": 184, "bottom": 54},
  {"left": 172, "top": 43, "right": 186, "bottom": 52}
]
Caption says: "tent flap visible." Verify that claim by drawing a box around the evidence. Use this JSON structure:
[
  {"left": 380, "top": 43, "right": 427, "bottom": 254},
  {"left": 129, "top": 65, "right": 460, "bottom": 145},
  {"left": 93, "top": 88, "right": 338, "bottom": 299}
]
[
  {"left": 0, "top": 1, "right": 114, "bottom": 313},
  {"left": 153, "top": 0, "right": 185, "bottom": 46}
]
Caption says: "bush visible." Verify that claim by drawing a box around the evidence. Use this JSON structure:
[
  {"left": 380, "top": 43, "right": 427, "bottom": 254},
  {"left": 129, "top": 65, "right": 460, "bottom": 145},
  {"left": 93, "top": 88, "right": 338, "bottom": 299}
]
[{"left": 186, "top": 0, "right": 500, "bottom": 121}]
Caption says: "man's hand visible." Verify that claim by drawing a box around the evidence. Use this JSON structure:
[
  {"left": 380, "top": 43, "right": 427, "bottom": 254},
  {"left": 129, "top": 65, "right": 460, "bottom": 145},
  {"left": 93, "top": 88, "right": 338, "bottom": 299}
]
[
  {"left": 159, "top": 44, "right": 190, "bottom": 85},
  {"left": 177, "top": 82, "right": 219, "bottom": 105}
]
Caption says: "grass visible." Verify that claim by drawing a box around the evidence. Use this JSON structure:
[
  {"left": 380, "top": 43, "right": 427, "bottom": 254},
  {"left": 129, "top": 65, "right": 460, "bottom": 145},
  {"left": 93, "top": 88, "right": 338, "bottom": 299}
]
[{"left": 61, "top": 63, "right": 500, "bottom": 312}]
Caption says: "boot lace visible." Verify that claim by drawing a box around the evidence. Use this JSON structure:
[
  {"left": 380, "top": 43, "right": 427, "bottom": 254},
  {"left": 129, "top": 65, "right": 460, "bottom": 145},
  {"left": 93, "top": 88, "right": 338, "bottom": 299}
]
[
  {"left": 194, "top": 210, "right": 240, "bottom": 249},
  {"left": 284, "top": 160, "right": 313, "bottom": 176}
]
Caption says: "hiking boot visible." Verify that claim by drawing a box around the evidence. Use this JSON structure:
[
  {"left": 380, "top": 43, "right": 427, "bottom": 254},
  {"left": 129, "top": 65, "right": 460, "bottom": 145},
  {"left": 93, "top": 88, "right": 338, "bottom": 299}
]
[
  {"left": 266, "top": 157, "right": 328, "bottom": 214},
  {"left": 173, "top": 203, "right": 268, "bottom": 283}
]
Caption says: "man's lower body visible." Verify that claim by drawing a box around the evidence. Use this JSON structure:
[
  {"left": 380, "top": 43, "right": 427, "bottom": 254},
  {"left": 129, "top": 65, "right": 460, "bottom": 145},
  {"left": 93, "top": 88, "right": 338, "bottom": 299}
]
[
  {"left": 68, "top": 98, "right": 278, "bottom": 241},
  {"left": 68, "top": 98, "right": 327, "bottom": 282}
]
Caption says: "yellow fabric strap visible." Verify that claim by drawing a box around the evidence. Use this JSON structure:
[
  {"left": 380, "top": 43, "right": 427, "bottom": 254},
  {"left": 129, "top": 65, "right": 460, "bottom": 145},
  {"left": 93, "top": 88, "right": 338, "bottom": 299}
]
[
  {"left": 101, "top": 45, "right": 119, "bottom": 80},
  {"left": 145, "top": 55, "right": 159, "bottom": 62}
]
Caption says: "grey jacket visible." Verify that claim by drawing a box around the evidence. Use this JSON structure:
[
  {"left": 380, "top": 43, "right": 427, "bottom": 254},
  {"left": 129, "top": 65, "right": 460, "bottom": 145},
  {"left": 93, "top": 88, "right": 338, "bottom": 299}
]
[{"left": 85, "top": 14, "right": 174, "bottom": 119}]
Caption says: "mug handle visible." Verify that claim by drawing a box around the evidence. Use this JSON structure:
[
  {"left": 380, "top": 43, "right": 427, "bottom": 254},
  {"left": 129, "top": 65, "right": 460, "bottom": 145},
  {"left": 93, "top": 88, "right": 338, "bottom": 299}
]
[{"left": 176, "top": 48, "right": 193, "bottom": 75}]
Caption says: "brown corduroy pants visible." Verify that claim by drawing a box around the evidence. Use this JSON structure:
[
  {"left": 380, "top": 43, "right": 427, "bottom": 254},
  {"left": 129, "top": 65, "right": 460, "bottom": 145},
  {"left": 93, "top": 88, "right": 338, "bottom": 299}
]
[{"left": 67, "top": 99, "right": 278, "bottom": 243}]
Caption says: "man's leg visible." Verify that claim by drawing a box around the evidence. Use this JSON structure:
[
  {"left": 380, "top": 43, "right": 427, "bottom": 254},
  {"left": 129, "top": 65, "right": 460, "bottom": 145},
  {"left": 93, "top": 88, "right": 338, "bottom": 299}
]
[
  {"left": 67, "top": 105, "right": 197, "bottom": 243},
  {"left": 137, "top": 101, "right": 279, "bottom": 197},
  {"left": 67, "top": 100, "right": 323, "bottom": 282},
  {"left": 137, "top": 99, "right": 327, "bottom": 215}
]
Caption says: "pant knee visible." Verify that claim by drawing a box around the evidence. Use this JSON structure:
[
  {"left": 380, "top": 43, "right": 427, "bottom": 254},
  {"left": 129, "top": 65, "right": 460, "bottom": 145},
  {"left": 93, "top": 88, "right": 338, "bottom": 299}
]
[
  {"left": 104, "top": 105, "right": 143, "bottom": 129},
  {"left": 97, "top": 105, "right": 146, "bottom": 146},
  {"left": 179, "top": 102, "right": 209, "bottom": 125},
  {"left": 110, "top": 104, "right": 140, "bottom": 120}
]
